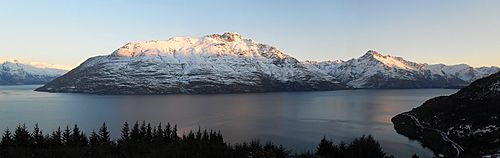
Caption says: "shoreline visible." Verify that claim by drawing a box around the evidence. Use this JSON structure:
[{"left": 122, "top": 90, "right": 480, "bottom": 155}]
[{"left": 392, "top": 113, "right": 460, "bottom": 157}]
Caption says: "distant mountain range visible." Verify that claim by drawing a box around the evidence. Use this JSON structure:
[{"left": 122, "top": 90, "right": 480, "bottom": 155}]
[
  {"left": 4, "top": 32, "right": 494, "bottom": 94},
  {"left": 392, "top": 71, "right": 500, "bottom": 157},
  {"left": 0, "top": 59, "right": 68, "bottom": 85},
  {"left": 305, "top": 50, "right": 499, "bottom": 88}
]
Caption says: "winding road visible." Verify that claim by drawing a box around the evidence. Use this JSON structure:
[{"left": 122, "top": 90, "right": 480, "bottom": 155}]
[{"left": 402, "top": 113, "right": 464, "bottom": 157}]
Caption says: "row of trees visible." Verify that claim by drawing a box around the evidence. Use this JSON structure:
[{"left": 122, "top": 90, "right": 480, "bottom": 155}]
[
  {"left": 0, "top": 122, "right": 398, "bottom": 157},
  {"left": 315, "top": 136, "right": 395, "bottom": 158}
]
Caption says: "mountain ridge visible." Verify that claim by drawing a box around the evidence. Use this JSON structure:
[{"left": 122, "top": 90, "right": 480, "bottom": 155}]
[
  {"left": 0, "top": 59, "right": 68, "bottom": 85},
  {"left": 35, "top": 32, "right": 349, "bottom": 94},
  {"left": 305, "top": 50, "right": 499, "bottom": 88},
  {"left": 33, "top": 32, "right": 499, "bottom": 93}
]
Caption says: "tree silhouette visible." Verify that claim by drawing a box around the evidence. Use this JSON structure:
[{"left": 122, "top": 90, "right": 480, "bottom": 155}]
[
  {"left": 98, "top": 123, "right": 111, "bottom": 145},
  {"left": 62, "top": 126, "right": 71, "bottom": 146},
  {"left": 130, "top": 121, "right": 140, "bottom": 143},
  {"left": 163, "top": 123, "right": 172, "bottom": 143},
  {"left": 71, "top": 124, "right": 87, "bottom": 146},
  {"left": 50, "top": 127, "right": 62, "bottom": 147},
  {"left": 152, "top": 122, "right": 163, "bottom": 145},
  {"left": 0, "top": 122, "right": 392, "bottom": 157},
  {"left": 347, "top": 135, "right": 386, "bottom": 158},
  {"left": 89, "top": 130, "right": 99, "bottom": 146},
  {"left": 1, "top": 128, "right": 13, "bottom": 147},
  {"left": 139, "top": 121, "right": 146, "bottom": 140},
  {"left": 316, "top": 137, "right": 338, "bottom": 156},
  {"left": 119, "top": 121, "right": 130, "bottom": 143},
  {"left": 13, "top": 124, "right": 31, "bottom": 147},
  {"left": 32, "top": 124, "right": 44, "bottom": 147},
  {"left": 146, "top": 123, "right": 152, "bottom": 143}
]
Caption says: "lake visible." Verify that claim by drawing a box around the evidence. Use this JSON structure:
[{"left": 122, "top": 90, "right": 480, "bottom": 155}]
[{"left": 0, "top": 85, "right": 458, "bottom": 157}]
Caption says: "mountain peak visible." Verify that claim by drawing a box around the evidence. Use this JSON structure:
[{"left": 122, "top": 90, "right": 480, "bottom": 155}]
[
  {"left": 205, "top": 32, "right": 244, "bottom": 42},
  {"left": 1, "top": 58, "right": 68, "bottom": 85},
  {"left": 1, "top": 58, "right": 71, "bottom": 70},
  {"left": 365, "top": 50, "right": 381, "bottom": 56},
  {"left": 111, "top": 32, "right": 289, "bottom": 59},
  {"left": 360, "top": 50, "right": 384, "bottom": 59},
  {"left": 358, "top": 50, "right": 423, "bottom": 71},
  {"left": 0, "top": 58, "right": 20, "bottom": 64},
  {"left": 222, "top": 32, "right": 242, "bottom": 39}
]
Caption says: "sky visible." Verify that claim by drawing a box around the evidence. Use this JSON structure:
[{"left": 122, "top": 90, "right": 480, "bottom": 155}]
[{"left": 1, "top": 0, "right": 499, "bottom": 68}]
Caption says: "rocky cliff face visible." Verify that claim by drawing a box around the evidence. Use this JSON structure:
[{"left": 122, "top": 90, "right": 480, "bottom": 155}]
[{"left": 35, "top": 32, "right": 349, "bottom": 94}]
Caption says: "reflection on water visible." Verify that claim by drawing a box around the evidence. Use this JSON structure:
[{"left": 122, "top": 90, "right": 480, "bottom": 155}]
[{"left": 0, "top": 85, "right": 458, "bottom": 158}]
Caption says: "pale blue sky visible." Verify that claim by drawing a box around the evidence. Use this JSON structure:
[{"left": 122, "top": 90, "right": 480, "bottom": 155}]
[{"left": 1, "top": 0, "right": 499, "bottom": 68}]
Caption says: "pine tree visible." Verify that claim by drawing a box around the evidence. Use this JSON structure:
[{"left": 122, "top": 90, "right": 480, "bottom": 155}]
[
  {"left": 80, "top": 131, "right": 88, "bottom": 146},
  {"left": 196, "top": 126, "right": 202, "bottom": 140},
  {"left": 146, "top": 123, "right": 152, "bottom": 143},
  {"left": 1, "top": 128, "right": 13, "bottom": 147},
  {"left": 72, "top": 124, "right": 82, "bottom": 146},
  {"left": 33, "top": 123, "right": 44, "bottom": 147},
  {"left": 316, "top": 137, "right": 336, "bottom": 156},
  {"left": 50, "top": 127, "right": 62, "bottom": 146},
  {"left": 89, "top": 130, "right": 100, "bottom": 146},
  {"left": 62, "top": 126, "right": 72, "bottom": 146},
  {"left": 209, "top": 130, "right": 215, "bottom": 143},
  {"left": 139, "top": 121, "right": 147, "bottom": 141},
  {"left": 347, "top": 135, "right": 386, "bottom": 158},
  {"left": 43, "top": 134, "right": 51, "bottom": 147},
  {"left": 216, "top": 130, "right": 223, "bottom": 143},
  {"left": 130, "top": 121, "right": 140, "bottom": 142},
  {"left": 120, "top": 122, "right": 130, "bottom": 143},
  {"left": 202, "top": 129, "right": 209, "bottom": 142},
  {"left": 13, "top": 124, "right": 31, "bottom": 147},
  {"left": 98, "top": 123, "right": 111, "bottom": 145},
  {"left": 152, "top": 122, "right": 163, "bottom": 144},
  {"left": 163, "top": 123, "right": 172, "bottom": 143},
  {"left": 172, "top": 125, "right": 178, "bottom": 141}
]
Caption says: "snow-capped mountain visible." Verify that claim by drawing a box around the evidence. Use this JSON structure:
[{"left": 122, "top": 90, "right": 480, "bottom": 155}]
[
  {"left": 0, "top": 59, "right": 68, "bottom": 85},
  {"left": 36, "top": 32, "right": 349, "bottom": 94},
  {"left": 305, "top": 50, "right": 499, "bottom": 88}
]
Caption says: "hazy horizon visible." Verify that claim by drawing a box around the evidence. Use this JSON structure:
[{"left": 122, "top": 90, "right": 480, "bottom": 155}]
[{"left": 2, "top": 0, "right": 500, "bottom": 68}]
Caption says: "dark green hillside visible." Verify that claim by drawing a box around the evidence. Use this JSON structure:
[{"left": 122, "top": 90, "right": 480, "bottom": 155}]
[{"left": 392, "top": 71, "right": 500, "bottom": 157}]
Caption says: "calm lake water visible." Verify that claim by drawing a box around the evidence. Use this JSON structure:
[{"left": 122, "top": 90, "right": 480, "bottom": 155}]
[{"left": 0, "top": 85, "right": 458, "bottom": 157}]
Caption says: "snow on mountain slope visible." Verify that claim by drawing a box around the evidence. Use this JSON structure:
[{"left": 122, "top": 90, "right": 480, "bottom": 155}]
[
  {"left": 305, "top": 50, "right": 499, "bottom": 88},
  {"left": 426, "top": 64, "right": 500, "bottom": 82},
  {"left": 367, "top": 51, "right": 423, "bottom": 70},
  {"left": 0, "top": 59, "right": 68, "bottom": 85},
  {"left": 36, "top": 32, "right": 349, "bottom": 94}
]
